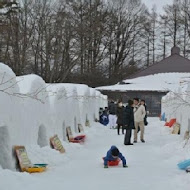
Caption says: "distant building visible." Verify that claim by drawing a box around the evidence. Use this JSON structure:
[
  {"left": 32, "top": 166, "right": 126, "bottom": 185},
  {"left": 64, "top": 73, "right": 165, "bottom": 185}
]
[
  {"left": 128, "top": 47, "right": 190, "bottom": 79},
  {"left": 96, "top": 47, "right": 190, "bottom": 116}
]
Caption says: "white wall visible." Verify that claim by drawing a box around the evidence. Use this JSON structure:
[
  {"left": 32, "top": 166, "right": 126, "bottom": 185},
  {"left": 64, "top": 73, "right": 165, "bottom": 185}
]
[{"left": 0, "top": 63, "right": 107, "bottom": 169}]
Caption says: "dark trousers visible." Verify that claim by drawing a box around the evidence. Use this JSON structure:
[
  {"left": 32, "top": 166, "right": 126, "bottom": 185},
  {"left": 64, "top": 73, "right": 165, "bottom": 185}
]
[
  {"left": 124, "top": 129, "right": 132, "bottom": 144},
  {"left": 117, "top": 124, "right": 124, "bottom": 135}
]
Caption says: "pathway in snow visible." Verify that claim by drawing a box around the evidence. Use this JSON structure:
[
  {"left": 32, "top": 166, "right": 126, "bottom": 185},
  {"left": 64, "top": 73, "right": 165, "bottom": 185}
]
[{"left": 0, "top": 118, "right": 189, "bottom": 190}]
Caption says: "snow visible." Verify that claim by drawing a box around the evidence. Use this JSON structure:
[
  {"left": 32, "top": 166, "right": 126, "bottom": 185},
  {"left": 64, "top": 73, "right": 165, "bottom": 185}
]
[
  {"left": 0, "top": 62, "right": 107, "bottom": 170},
  {"left": 161, "top": 74, "right": 190, "bottom": 138},
  {"left": 0, "top": 118, "right": 190, "bottom": 190},
  {"left": 161, "top": 78, "right": 190, "bottom": 138},
  {"left": 0, "top": 62, "right": 189, "bottom": 189},
  {"left": 0, "top": 62, "right": 19, "bottom": 94},
  {"left": 96, "top": 73, "right": 190, "bottom": 92}
]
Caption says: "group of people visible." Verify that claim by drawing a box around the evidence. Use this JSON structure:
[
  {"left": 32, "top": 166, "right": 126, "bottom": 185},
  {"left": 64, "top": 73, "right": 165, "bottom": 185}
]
[
  {"left": 99, "top": 98, "right": 148, "bottom": 145},
  {"left": 99, "top": 98, "right": 148, "bottom": 168}
]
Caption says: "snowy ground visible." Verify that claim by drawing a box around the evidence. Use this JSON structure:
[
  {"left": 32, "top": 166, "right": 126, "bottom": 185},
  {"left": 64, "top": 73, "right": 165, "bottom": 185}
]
[{"left": 0, "top": 118, "right": 190, "bottom": 190}]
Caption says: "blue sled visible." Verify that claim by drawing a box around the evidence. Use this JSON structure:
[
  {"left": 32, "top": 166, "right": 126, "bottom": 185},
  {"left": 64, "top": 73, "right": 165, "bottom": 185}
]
[
  {"left": 34, "top": 164, "right": 48, "bottom": 167},
  {"left": 177, "top": 159, "right": 190, "bottom": 170}
]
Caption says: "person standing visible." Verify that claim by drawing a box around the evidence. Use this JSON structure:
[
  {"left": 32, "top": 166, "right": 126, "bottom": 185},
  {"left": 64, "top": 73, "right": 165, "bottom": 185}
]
[
  {"left": 133, "top": 98, "right": 146, "bottom": 143},
  {"left": 108, "top": 100, "right": 117, "bottom": 129},
  {"left": 123, "top": 99, "right": 135, "bottom": 145},
  {"left": 116, "top": 101, "right": 125, "bottom": 135}
]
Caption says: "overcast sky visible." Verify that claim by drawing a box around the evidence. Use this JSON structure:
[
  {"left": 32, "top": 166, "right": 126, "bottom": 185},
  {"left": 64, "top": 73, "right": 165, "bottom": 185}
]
[{"left": 142, "top": 0, "right": 173, "bottom": 14}]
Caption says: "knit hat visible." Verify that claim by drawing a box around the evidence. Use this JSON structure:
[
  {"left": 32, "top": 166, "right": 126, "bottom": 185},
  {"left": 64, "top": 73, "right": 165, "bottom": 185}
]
[{"left": 111, "top": 148, "right": 119, "bottom": 157}]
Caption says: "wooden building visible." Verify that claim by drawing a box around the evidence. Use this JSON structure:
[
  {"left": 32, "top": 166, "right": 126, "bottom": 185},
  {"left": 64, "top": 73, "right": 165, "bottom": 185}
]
[{"left": 96, "top": 47, "right": 190, "bottom": 116}]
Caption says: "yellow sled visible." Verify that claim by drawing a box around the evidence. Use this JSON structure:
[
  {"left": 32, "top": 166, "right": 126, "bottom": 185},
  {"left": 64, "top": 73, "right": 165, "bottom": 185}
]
[
  {"left": 23, "top": 166, "right": 46, "bottom": 173},
  {"left": 14, "top": 146, "right": 47, "bottom": 173}
]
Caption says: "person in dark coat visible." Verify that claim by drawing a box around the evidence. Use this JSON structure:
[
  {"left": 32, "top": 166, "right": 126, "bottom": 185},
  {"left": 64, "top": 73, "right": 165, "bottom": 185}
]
[
  {"left": 123, "top": 99, "right": 135, "bottom": 145},
  {"left": 99, "top": 107, "right": 104, "bottom": 121},
  {"left": 116, "top": 101, "right": 125, "bottom": 135},
  {"left": 103, "top": 145, "right": 127, "bottom": 168},
  {"left": 108, "top": 100, "right": 117, "bottom": 129}
]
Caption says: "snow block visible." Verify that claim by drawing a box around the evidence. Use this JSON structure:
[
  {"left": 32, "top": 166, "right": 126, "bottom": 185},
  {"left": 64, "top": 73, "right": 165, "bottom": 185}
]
[{"left": 177, "top": 159, "right": 190, "bottom": 170}]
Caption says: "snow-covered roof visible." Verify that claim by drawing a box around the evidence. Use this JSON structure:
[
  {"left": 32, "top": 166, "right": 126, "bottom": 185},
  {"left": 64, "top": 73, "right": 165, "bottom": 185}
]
[{"left": 96, "top": 73, "right": 190, "bottom": 92}]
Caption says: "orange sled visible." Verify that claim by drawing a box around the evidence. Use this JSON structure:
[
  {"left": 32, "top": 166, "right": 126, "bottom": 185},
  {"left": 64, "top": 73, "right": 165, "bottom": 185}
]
[
  {"left": 102, "top": 157, "right": 121, "bottom": 166},
  {"left": 165, "top": 118, "right": 176, "bottom": 127}
]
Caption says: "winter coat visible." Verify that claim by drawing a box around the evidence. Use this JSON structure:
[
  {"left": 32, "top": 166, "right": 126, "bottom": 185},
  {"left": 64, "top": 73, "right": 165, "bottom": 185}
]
[
  {"left": 108, "top": 102, "right": 116, "bottom": 115},
  {"left": 104, "top": 146, "right": 126, "bottom": 166},
  {"left": 123, "top": 106, "right": 135, "bottom": 130},
  {"left": 143, "top": 105, "right": 148, "bottom": 126},
  {"left": 116, "top": 106, "right": 124, "bottom": 125},
  {"left": 100, "top": 113, "right": 109, "bottom": 126},
  {"left": 134, "top": 105, "right": 146, "bottom": 122}
]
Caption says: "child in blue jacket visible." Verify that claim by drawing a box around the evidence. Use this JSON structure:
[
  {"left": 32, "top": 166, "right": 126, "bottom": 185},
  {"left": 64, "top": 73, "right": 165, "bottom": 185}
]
[
  {"left": 104, "top": 145, "right": 128, "bottom": 168},
  {"left": 100, "top": 110, "right": 109, "bottom": 126}
]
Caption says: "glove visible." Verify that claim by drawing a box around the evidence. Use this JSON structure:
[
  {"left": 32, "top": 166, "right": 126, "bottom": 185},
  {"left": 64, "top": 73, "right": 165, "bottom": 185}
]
[
  {"left": 123, "top": 165, "right": 128, "bottom": 168},
  {"left": 104, "top": 165, "right": 108, "bottom": 168}
]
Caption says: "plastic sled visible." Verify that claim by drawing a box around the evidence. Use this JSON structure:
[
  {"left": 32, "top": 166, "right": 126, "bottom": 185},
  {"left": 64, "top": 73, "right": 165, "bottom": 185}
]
[
  {"left": 102, "top": 157, "right": 120, "bottom": 166},
  {"left": 23, "top": 166, "right": 46, "bottom": 173},
  {"left": 165, "top": 118, "right": 176, "bottom": 127},
  {"left": 69, "top": 135, "right": 86, "bottom": 143},
  {"left": 34, "top": 164, "right": 48, "bottom": 167},
  {"left": 177, "top": 159, "right": 190, "bottom": 170},
  {"left": 14, "top": 146, "right": 47, "bottom": 173}
]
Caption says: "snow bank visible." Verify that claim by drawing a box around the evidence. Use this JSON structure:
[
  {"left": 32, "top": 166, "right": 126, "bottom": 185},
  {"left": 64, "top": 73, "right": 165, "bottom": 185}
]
[
  {"left": 0, "top": 63, "right": 107, "bottom": 170},
  {"left": 162, "top": 77, "right": 190, "bottom": 138}
]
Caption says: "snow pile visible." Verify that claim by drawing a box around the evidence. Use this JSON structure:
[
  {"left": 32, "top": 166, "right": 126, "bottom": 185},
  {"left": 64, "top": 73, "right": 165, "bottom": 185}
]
[
  {"left": 0, "top": 118, "right": 190, "bottom": 190},
  {"left": 162, "top": 77, "right": 190, "bottom": 138},
  {"left": 0, "top": 63, "right": 107, "bottom": 170},
  {"left": 96, "top": 73, "right": 190, "bottom": 92}
]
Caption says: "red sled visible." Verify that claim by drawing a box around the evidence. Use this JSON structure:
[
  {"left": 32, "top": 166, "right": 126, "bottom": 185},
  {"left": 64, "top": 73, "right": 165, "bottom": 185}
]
[
  {"left": 69, "top": 135, "right": 86, "bottom": 143},
  {"left": 66, "top": 126, "right": 86, "bottom": 143},
  {"left": 102, "top": 157, "right": 121, "bottom": 166},
  {"left": 165, "top": 118, "right": 176, "bottom": 127}
]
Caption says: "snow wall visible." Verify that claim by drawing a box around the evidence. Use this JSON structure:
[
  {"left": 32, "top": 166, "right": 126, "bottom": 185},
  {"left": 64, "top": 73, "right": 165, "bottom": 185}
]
[
  {"left": 0, "top": 62, "right": 107, "bottom": 170},
  {"left": 161, "top": 81, "right": 190, "bottom": 139}
]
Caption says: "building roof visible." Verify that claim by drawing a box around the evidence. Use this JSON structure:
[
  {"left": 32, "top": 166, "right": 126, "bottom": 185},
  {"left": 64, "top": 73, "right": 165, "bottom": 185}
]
[
  {"left": 127, "top": 47, "right": 190, "bottom": 79},
  {"left": 96, "top": 73, "right": 190, "bottom": 92}
]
